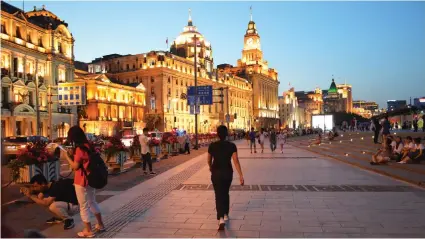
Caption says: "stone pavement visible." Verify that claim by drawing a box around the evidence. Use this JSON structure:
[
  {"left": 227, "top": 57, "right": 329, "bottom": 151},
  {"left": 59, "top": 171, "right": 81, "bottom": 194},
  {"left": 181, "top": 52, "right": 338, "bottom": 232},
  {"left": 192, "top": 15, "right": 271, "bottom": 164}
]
[
  {"left": 1, "top": 147, "right": 207, "bottom": 238},
  {"left": 41, "top": 139, "right": 425, "bottom": 238}
]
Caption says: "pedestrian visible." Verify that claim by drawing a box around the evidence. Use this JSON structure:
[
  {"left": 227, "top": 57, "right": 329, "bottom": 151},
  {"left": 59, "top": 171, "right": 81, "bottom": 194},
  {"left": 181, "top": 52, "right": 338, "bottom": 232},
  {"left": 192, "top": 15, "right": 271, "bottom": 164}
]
[
  {"left": 249, "top": 127, "right": 257, "bottom": 154},
  {"left": 382, "top": 116, "right": 391, "bottom": 145},
  {"left": 277, "top": 131, "right": 286, "bottom": 154},
  {"left": 139, "top": 128, "right": 156, "bottom": 175},
  {"left": 245, "top": 131, "right": 250, "bottom": 146},
  {"left": 63, "top": 126, "right": 104, "bottom": 238},
  {"left": 422, "top": 114, "right": 425, "bottom": 132},
  {"left": 207, "top": 125, "right": 244, "bottom": 230},
  {"left": 269, "top": 129, "right": 277, "bottom": 152},
  {"left": 413, "top": 118, "right": 419, "bottom": 132},
  {"left": 373, "top": 118, "right": 381, "bottom": 144},
  {"left": 259, "top": 128, "right": 265, "bottom": 153},
  {"left": 183, "top": 131, "right": 190, "bottom": 155}
]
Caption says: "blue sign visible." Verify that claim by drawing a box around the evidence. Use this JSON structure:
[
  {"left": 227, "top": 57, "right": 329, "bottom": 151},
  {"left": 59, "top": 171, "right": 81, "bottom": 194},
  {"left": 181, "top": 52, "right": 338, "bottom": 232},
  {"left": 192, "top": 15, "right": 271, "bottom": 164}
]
[{"left": 187, "top": 85, "right": 213, "bottom": 105}]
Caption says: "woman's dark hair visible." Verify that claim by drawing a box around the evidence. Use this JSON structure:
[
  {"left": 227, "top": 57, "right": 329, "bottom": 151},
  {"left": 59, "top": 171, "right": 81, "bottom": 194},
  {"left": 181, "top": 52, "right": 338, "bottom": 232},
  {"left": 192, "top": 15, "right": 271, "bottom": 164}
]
[
  {"left": 30, "top": 174, "right": 47, "bottom": 185},
  {"left": 414, "top": 137, "right": 421, "bottom": 144},
  {"left": 406, "top": 136, "right": 413, "bottom": 141},
  {"left": 67, "top": 125, "right": 89, "bottom": 150},
  {"left": 217, "top": 125, "right": 228, "bottom": 141}
]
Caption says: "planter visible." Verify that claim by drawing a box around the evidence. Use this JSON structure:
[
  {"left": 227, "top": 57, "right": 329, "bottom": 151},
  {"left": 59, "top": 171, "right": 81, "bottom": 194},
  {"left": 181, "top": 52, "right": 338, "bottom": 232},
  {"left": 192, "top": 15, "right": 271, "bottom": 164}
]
[
  {"left": 16, "top": 161, "right": 60, "bottom": 184},
  {"left": 106, "top": 151, "right": 127, "bottom": 174}
]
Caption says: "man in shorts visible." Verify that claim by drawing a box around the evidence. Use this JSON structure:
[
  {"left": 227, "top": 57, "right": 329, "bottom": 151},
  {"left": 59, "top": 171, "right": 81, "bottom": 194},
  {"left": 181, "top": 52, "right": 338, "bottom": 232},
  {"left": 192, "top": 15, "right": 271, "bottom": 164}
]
[{"left": 249, "top": 127, "right": 257, "bottom": 154}]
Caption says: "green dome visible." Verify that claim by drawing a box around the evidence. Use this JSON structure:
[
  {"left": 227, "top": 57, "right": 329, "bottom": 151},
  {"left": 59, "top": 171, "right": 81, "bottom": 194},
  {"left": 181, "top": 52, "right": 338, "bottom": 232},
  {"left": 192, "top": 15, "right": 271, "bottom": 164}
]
[{"left": 328, "top": 79, "right": 338, "bottom": 94}]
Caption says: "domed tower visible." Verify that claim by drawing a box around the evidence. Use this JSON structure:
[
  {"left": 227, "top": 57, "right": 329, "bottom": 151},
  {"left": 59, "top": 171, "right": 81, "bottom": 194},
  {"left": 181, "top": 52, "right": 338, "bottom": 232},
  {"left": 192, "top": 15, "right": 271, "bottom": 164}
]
[{"left": 170, "top": 9, "right": 213, "bottom": 73}]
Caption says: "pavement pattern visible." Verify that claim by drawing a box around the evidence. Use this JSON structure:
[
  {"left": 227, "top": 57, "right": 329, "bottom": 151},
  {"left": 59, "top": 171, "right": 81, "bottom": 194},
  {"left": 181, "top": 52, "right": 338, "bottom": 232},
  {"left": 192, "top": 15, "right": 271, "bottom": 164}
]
[{"left": 40, "top": 137, "right": 425, "bottom": 238}]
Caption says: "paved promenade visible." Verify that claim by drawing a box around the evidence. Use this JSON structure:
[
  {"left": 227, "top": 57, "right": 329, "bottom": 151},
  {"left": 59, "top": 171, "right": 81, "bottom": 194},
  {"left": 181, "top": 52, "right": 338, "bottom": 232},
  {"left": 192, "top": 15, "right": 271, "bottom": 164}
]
[{"left": 42, "top": 139, "right": 425, "bottom": 238}]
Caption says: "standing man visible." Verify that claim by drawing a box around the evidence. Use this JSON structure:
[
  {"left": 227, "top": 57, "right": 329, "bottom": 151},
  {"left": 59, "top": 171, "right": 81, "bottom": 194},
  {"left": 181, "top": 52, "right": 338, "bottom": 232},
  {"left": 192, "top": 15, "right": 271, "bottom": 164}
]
[
  {"left": 139, "top": 128, "right": 156, "bottom": 175},
  {"left": 183, "top": 131, "right": 190, "bottom": 155},
  {"left": 373, "top": 118, "right": 381, "bottom": 144},
  {"left": 413, "top": 117, "right": 419, "bottom": 132},
  {"left": 422, "top": 114, "right": 425, "bottom": 132},
  {"left": 249, "top": 127, "right": 257, "bottom": 154},
  {"left": 269, "top": 129, "right": 277, "bottom": 152}
]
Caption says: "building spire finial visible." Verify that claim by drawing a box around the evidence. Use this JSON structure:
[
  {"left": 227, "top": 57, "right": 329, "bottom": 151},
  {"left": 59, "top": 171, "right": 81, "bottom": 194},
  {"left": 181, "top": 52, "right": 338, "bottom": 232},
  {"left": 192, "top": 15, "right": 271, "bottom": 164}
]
[
  {"left": 250, "top": 6, "right": 253, "bottom": 21},
  {"left": 188, "top": 8, "right": 192, "bottom": 23}
]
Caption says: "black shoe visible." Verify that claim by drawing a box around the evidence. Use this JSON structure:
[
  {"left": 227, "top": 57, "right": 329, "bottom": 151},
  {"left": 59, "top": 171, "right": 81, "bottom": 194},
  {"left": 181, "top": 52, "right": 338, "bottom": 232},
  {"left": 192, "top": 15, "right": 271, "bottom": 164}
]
[
  {"left": 370, "top": 162, "right": 378, "bottom": 165},
  {"left": 150, "top": 171, "right": 157, "bottom": 175},
  {"left": 46, "top": 217, "right": 62, "bottom": 224},
  {"left": 63, "top": 219, "right": 75, "bottom": 230},
  {"left": 143, "top": 171, "right": 148, "bottom": 175}
]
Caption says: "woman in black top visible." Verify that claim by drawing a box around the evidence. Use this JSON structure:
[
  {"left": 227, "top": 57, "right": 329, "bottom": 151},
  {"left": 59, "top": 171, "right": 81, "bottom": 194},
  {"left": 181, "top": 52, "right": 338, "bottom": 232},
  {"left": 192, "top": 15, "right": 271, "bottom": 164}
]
[{"left": 208, "top": 125, "right": 244, "bottom": 230}]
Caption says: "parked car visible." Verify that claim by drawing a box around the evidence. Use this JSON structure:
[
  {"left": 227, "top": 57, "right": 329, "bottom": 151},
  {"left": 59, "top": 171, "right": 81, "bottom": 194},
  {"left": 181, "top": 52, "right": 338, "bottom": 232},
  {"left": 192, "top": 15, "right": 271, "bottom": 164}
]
[
  {"left": 3, "top": 136, "right": 49, "bottom": 160},
  {"left": 121, "top": 135, "right": 135, "bottom": 147}
]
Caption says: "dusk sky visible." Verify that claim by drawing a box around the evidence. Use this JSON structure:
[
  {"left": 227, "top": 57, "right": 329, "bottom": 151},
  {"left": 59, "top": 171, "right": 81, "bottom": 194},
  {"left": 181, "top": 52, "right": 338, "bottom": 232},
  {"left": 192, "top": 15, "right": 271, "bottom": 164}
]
[{"left": 11, "top": 1, "right": 425, "bottom": 108}]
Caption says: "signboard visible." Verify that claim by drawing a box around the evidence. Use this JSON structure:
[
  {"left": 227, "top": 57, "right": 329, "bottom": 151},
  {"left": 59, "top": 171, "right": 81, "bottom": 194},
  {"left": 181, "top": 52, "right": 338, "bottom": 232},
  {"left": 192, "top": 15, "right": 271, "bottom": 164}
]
[
  {"left": 187, "top": 85, "right": 213, "bottom": 105},
  {"left": 312, "top": 114, "right": 334, "bottom": 131},
  {"left": 190, "top": 104, "right": 200, "bottom": 115},
  {"left": 58, "top": 82, "right": 86, "bottom": 106}
]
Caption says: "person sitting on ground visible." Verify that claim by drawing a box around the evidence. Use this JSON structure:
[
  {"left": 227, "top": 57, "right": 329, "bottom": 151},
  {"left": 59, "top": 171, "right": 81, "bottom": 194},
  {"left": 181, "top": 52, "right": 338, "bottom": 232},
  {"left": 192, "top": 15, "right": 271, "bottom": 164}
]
[
  {"left": 20, "top": 175, "right": 79, "bottom": 230},
  {"left": 328, "top": 127, "right": 339, "bottom": 141},
  {"left": 398, "top": 137, "right": 424, "bottom": 164},
  {"left": 370, "top": 140, "right": 392, "bottom": 165},
  {"left": 400, "top": 136, "right": 415, "bottom": 159},
  {"left": 391, "top": 136, "right": 404, "bottom": 162},
  {"left": 310, "top": 133, "right": 322, "bottom": 146}
]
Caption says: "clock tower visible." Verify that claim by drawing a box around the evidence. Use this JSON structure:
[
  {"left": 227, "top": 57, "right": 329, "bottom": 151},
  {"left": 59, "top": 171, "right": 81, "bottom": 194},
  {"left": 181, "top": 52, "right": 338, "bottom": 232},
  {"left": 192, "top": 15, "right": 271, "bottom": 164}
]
[{"left": 242, "top": 11, "right": 263, "bottom": 65}]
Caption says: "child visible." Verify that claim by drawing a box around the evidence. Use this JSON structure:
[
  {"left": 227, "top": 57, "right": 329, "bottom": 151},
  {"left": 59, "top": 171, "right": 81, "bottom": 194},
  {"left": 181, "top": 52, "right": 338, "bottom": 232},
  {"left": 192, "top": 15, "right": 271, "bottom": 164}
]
[
  {"left": 398, "top": 138, "right": 424, "bottom": 164},
  {"left": 391, "top": 136, "right": 404, "bottom": 162},
  {"left": 370, "top": 140, "right": 392, "bottom": 165},
  {"left": 277, "top": 131, "right": 286, "bottom": 154}
]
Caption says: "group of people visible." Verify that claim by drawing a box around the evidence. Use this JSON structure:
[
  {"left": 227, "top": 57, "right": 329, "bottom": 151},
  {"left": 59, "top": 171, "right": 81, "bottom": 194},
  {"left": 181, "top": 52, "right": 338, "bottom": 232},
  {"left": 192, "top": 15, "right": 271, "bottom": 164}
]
[
  {"left": 370, "top": 135, "right": 424, "bottom": 165},
  {"left": 22, "top": 126, "right": 105, "bottom": 238},
  {"left": 245, "top": 127, "right": 287, "bottom": 154}
]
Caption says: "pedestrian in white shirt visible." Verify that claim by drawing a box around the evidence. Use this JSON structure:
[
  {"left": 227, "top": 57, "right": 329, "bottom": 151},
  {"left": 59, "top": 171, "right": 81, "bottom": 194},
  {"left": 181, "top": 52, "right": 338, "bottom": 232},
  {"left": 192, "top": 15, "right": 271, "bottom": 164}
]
[
  {"left": 277, "top": 131, "right": 286, "bottom": 154},
  {"left": 139, "top": 128, "right": 156, "bottom": 175}
]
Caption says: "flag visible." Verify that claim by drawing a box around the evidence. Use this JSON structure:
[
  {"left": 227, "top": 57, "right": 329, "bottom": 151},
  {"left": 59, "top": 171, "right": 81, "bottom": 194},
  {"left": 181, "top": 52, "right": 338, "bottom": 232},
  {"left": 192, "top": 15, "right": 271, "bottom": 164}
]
[{"left": 166, "top": 38, "right": 168, "bottom": 44}]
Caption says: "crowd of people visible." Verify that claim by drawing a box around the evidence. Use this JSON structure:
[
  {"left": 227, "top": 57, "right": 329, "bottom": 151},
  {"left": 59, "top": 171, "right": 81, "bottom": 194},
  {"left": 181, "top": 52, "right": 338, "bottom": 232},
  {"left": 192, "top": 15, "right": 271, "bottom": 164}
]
[{"left": 370, "top": 135, "right": 424, "bottom": 165}]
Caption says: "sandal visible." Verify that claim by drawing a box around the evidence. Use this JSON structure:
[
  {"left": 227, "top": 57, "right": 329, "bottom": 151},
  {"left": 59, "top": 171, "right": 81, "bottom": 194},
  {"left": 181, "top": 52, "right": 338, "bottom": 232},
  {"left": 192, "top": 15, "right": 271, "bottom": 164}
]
[
  {"left": 94, "top": 224, "right": 106, "bottom": 233},
  {"left": 77, "top": 231, "right": 95, "bottom": 238}
]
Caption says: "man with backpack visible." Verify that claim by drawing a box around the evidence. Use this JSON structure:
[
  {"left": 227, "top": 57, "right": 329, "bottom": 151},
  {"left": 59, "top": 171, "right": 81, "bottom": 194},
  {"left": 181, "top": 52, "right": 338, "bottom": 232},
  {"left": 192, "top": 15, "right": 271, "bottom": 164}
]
[{"left": 22, "top": 175, "right": 78, "bottom": 230}]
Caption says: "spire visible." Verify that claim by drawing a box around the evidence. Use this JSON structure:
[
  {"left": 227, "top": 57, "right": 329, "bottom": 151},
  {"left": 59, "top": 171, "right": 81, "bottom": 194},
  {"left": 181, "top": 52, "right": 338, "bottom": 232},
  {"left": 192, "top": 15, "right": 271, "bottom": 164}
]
[
  {"left": 250, "top": 6, "right": 253, "bottom": 21},
  {"left": 188, "top": 8, "right": 192, "bottom": 26}
]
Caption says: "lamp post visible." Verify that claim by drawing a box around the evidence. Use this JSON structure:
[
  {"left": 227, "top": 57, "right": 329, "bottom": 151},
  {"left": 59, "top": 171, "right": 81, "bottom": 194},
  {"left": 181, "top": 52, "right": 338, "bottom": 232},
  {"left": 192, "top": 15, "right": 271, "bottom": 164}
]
[{"left": 193, "top": 34, "right": 199, "bottom": 150}]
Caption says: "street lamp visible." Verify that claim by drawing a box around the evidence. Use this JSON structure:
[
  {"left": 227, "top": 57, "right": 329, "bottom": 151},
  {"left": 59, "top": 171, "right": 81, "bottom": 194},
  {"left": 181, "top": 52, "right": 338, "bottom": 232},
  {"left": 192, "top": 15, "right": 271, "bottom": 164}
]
[{"left": 172, "top": 98, "right": 179, "bottom": 129}]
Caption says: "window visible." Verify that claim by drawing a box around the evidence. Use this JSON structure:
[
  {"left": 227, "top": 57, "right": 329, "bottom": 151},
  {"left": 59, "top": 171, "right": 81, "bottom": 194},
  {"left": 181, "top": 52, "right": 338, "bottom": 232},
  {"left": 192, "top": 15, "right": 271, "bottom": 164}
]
[
  {"left": 168, "top": 88, "right": 171, "bottom": 95},
  {"left": 168, "top": 77, "right": 171, "bottom": 83},
  {"left": 58, "top": 41, "right": 62, "bottom": 53},
  {"left": 15, "top": 26, "right": 21, "bottom": 38},
  {"left": 150, "top": 77, "right": 154, "bottom": 83},
  {"left": 151, "top": 87, "right": 155, "bottom": 95},
  {"left": 181, "top": 80, "right": 183, "bottom": 86},
  {"left": 175, "top": 79, "right": 178, "bottom": 85},
  {"left": 133, "top": 64, "right": 135, "bottom": 69},
  {"left": 27, "top": 31, "right": 31, "bottom": 43},
  {"left": 126, "top": 64, "right": 129, "bottom": 70},
  {"left": 1, "top": 22, "right": 6, "bottom": 34}
]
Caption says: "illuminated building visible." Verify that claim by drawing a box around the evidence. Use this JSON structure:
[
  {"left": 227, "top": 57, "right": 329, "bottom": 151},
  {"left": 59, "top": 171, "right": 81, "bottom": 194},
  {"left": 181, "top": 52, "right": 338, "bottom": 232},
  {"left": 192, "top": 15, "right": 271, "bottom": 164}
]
[
  {"left": 88, "top": 12, "right": 253, "bottom": 133},
  {"left": 278, "top": 87, "right": 305, "bottom": 129},
  {"left": 1, "top": 2, "right": 75, "bottom": 138},
  {"left": 387, "top": 100, "right": 407, "bottom": 111},
  {"left": 74, "top": 70, "right": 146, "bottom": 136},
  {"left": 352, "top": 107, "right": 372, "bottom": 119},
  {"left": 218, "top": 11, "right": 279, "bottom": 129},
  {"left": 295, "top": 88, "right": 323, "bottom": 127},
  {"left": 353, "top": 100, "right": 379, "bottom": 112},
  {"left": 413, "top": 97, "right": 425, "bottom": 109},
  {"left": 323, "top": 78, "right": 352, "bottom": 113}
]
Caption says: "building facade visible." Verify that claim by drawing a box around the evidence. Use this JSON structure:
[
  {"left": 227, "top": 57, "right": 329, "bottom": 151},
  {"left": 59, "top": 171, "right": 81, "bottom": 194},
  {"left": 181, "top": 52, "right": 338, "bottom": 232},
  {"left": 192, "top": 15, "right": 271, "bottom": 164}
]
[
  {"left": 323, "top": 78, "right": 351, "bottom": 113},
  {"left": 387, "top": 100, "right": 407, "bottom": 111},
  {"left": 1, "top": 2, "right": 76, "bottom": 139},
  {"left": 279, "top": 88, "right": 305, "bottom": 129},
  {"left": 295, "top": 88, "right": 323, "bottom": 127},
  {"left": 222, "top": 14, "right": 280, "bottom": 129},
  {"left": 353, "top": 100, "right": 379, "bottom": 112},
  {"left": 413, "top": 97, "right": 425, "bottom": 109},
  {"left": 88, "top": 14, "right": 253, "bottom": 133},
  {"left": 74, "top": 70, "right": 146, "bottom": 136}
]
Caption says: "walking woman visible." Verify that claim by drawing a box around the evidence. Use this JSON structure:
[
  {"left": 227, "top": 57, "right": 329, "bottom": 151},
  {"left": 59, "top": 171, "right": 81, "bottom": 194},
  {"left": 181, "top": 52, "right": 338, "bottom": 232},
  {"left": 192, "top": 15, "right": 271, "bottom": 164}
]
[
  {"left": 208, "top": 126, "right": 244, "bottom": 230},
  {"left": 61, "top": 126, "right": 105, "bottom": 238}
]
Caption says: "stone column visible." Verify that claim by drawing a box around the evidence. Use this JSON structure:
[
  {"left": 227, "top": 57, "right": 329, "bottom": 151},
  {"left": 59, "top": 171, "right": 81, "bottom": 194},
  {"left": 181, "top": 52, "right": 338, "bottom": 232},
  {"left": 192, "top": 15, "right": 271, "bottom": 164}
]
[
  {"left": 23, "top": 57, "right": 26, "bottom": 81},
  {"left": 10, "top": 53, "right": 15, "bottom": 77}
]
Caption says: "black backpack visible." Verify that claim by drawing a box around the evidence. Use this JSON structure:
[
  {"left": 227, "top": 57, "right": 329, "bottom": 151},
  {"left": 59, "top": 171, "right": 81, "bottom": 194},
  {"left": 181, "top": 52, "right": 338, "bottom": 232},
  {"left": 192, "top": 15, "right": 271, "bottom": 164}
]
[{"left": 80, "top": 146, "right": 108, "bottom": 189}]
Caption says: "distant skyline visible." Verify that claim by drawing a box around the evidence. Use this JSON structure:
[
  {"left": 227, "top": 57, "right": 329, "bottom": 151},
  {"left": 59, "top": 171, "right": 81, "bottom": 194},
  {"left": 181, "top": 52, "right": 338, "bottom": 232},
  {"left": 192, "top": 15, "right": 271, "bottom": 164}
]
[{"left": 10, "top": 1, "right": 425, "bottom": 108}]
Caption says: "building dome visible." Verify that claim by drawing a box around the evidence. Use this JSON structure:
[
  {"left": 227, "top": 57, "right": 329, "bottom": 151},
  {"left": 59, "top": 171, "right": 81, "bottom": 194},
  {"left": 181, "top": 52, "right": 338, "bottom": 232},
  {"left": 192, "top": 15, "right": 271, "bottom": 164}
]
[
  {"left": 328, "top": 78, "right": 338, "bottom": 94},
  {"left": 173, "top": 11, "right": 211, "bottom": 48}
]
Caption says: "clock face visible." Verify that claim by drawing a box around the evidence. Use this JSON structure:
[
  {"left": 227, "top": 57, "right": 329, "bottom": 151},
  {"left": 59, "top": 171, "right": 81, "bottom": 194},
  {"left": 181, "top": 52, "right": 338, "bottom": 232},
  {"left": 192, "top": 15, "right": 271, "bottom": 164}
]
[{"left": 247, "top": 38, "right": 253, "bottom": 45}]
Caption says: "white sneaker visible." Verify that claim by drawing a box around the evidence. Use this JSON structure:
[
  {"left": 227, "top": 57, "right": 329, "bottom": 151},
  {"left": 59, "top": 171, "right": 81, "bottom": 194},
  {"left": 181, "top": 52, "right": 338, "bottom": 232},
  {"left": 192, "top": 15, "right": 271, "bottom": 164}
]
[
  {"left": 218, "top": 218, "right": 225, "bottom": 230},
  {"left": 224, "top": 214, "right": 229, "bottom": 221}
]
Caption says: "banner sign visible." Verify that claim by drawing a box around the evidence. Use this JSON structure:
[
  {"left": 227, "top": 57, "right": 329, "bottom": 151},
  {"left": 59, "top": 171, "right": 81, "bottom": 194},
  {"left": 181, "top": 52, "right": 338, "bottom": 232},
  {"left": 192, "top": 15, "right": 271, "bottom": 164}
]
[{"left": 58, "top": 82, "right": 86, "bottom": 106}]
